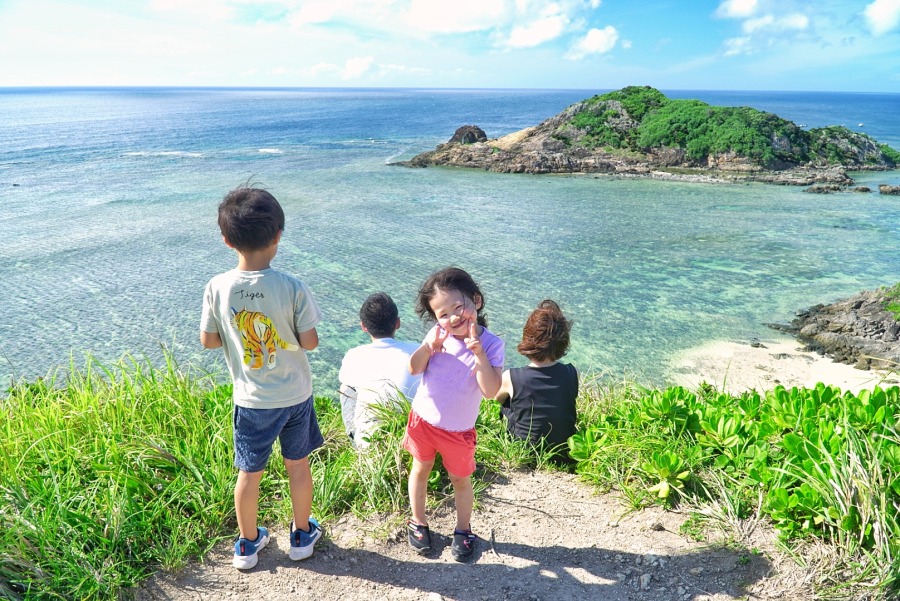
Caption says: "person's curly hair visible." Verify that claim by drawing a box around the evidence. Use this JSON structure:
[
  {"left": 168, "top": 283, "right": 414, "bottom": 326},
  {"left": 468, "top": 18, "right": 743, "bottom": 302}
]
[{"left": 517, "top": 299, "right": 571, "bottom": 363}]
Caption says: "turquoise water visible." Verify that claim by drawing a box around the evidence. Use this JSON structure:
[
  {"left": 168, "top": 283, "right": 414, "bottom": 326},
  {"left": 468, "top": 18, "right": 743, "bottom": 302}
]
[{"left": 1, "top": 88, "right": 899, "bottom": 393}]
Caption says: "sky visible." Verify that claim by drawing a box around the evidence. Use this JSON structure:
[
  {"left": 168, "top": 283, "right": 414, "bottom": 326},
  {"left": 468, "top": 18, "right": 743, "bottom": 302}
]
[{"left": 0, "top": 0, "right": 899, "bottom": 92}]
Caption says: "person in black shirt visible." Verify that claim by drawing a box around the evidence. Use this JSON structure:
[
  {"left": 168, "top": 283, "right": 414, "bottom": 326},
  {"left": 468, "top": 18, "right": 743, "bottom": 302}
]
[{"left": 496, "top": 299, "right": 578, "bottom": 466}]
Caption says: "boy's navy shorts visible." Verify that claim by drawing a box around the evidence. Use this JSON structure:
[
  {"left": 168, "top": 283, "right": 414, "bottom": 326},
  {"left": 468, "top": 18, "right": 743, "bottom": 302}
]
[{"left": 233, "top": 396, "right": 324, "bottom": 473}]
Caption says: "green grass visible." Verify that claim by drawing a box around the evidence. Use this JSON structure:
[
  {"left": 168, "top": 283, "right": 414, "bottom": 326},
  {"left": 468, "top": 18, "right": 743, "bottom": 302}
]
[
  {"left": 1, "top": 356, "right": 237, "bottom": 599},
  {"left": 0, "top": 354, "right": 554, "bottom": 600},
  {"left": 2, "top": 356, "right": 899, "bottom": 600},
  {"left": 568, "top": 382, "right": 900, "bottom": 599}
]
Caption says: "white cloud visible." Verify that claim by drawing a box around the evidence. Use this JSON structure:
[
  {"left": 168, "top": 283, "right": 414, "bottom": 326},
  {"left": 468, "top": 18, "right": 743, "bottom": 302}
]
[
  {"left": 723, "top": 8, "right": 810, "bottom": 57},
  {"left": 377, "top": 63, "right": 433, "bottom": 77},
  {"left": 287, "top": 0, "right": 410, "bottom": 30},
  {"left": 565, "top": 25, "right": 618, "bottom": 59},
  {"left": 780, "top": 13, "right": 809, "bottom": 30},
  {"left": 503, "top": 12, "right": 569, "bottom": 48},
  {"left": 342, "top": 55, "right": 375, "bottom": 79},
  {"left": 290, "top": 1, "right": 340, "bottom": 26},
  {"left": 149, "top": 0, "right": 236, "bottom": 21},
  {"left": 407, "top": 0, "right": 508, "bottom": 33},
  {"left": 621, "top": 39, "right": 632, "bottom": 49},
  {"left": 309, "top": 62, "right": 340, "bottom": 77},
  {"left": 723, "top": 36, "right": 753, "bottom": 56},
  {"left": 743, "top": 13, "right": 808, "bottom": 33},
  {"left": 864, "top": 0, "right": 900, "bottom": 36},
  {"left": 280, "top": 0, "right": 608, "bottom": 54},
  {"left": 743, "top": 15, "right": 774, "bottom": 33},
  {"left": 344, "top": 0, "right": 603, "bottom": 41},
  {"left": 715, "top": 0, "right": 758, "bottom": 19}
]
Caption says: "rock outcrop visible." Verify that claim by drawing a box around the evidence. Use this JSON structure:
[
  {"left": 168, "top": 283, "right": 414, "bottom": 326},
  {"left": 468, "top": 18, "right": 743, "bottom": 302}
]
[
  {"left": 879, "top": 184, "right": 900, "bottom": 195},
  {"left": 448, "top": 125, "right": 487, "bottom": 144},
  {"left": 771, "top": 288, "right": 900, "bottom": 370},
  {"left": 804, "top": 184, "right": 845, "bottom": 194},
  {"left": 395, "top": 86, "right": 900, "bottom": 187}
]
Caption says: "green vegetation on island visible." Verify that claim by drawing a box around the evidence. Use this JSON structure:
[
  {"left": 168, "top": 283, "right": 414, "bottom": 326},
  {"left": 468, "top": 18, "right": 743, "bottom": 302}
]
[
  {"left": 559, "top": 86, "right": 898, "bottom": 169},
  {"left": 2, "top": 356, "right": 899, "bottom": 600},
  {"left": 402, "top": 85, "right": 900, "bottom": 186},
  {"left": 884, "top": 282, "right": 900, "bottom": 321}
]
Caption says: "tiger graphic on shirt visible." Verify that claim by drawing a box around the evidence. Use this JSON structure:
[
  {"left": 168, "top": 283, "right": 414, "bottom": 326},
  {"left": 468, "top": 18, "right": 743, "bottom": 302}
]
[{"left": 230, "top": 307, "right": 299, "bottom": 370}]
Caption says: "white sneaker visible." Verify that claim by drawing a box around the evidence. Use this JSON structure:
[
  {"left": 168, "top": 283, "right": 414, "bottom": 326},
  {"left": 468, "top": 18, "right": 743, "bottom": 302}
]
[
  {"left": 289, "top": 518, "right": 322, "bottom": 560},
  {"left": 232, "top": 527, "right": 270, "bottom": 570}
]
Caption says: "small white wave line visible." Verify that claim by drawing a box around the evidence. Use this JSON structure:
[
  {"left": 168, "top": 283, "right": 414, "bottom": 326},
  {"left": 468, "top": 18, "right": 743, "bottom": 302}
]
[
  {"left": 123, "top": 151, "right": 203, "bottom": 158},
  {"left": 384, "top": 145, "right": 411, "bottom": 164}
]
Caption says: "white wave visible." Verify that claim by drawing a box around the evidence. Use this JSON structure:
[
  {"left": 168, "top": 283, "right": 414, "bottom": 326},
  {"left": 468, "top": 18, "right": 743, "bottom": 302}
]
[
  {"left": 258, "top": 148, "right": 283, "bottom": 154},
  {"left": 384, "top": 145, "right": 411, "bottom": 163},
  {"left": 123, "top": 151, "right": 204, "bottom": 158}
]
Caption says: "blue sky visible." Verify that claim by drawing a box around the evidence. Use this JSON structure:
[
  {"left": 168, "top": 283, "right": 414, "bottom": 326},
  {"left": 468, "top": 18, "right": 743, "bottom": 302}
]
[{"left": 1, "top": 0, "right": 898, "bottom": 91}]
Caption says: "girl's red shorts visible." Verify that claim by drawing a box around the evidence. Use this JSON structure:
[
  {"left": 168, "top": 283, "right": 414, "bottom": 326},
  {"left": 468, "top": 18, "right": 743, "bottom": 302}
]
[{"left": 401, "top": 411, "right": 477, "bottom": 477}]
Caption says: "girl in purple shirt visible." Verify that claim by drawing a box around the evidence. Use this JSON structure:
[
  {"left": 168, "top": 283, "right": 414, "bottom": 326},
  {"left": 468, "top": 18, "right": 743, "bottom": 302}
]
[{"left": 402, "top": 267, "right": 504, "bottom": 562}]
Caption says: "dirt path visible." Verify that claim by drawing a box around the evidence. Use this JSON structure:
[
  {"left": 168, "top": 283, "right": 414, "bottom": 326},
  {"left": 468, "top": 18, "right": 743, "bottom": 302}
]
[{"left": 136, "top": 470, "right": 812, "bottom": 601}]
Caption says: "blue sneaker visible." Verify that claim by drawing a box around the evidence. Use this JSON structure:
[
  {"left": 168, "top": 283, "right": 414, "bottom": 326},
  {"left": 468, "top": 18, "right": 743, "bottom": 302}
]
[
  {"left": 232, "top": 526, "right": 269, "bottom": 570},
  {"left": 289, "top": 517, "right": 322, "bottom": 561}
]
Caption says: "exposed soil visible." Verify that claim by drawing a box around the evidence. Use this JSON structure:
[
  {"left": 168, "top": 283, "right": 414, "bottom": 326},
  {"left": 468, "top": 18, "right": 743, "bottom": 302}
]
[{"left": 136, "top": 470, "right": 815, "bottom": 601}]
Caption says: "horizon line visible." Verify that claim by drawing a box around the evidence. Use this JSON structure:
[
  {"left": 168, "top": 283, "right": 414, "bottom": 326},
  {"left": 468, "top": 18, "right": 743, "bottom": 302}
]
[{"left": 0, "top": 85, "right": 898, "bottom": 96}]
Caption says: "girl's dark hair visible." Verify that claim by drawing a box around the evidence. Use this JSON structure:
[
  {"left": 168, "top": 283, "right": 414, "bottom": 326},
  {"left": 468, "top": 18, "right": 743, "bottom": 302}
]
[
  {"left": 415, "top": 267, "right": 487, "bottom": 327},
  {"left": 217, "top": 186, "right": 285, "bottom": 251},
  {"left": 517, "top": 299, "right": 571, "bottom": 363}
]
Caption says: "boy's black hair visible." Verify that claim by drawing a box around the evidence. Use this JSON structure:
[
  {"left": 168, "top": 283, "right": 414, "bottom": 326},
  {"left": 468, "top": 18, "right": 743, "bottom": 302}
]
[
  {"left": 217, "top": 186, "right": 285, "bottom": 251},
  {"left": 415, "top": 266, "right": 487, "bottom": 327},
  {"left": 360, "top": 292, "right": 399, "bottom": 339}
]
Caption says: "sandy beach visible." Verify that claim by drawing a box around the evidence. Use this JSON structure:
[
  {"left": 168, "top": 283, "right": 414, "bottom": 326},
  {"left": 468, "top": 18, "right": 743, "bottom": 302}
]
[{"left": 669, "top": 336, "right": 899, "bottom": 395}]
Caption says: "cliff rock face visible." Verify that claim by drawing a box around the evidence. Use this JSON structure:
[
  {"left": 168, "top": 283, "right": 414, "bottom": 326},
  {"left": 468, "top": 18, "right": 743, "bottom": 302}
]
[
  {"left": 395, "top": 86, "right": 900, "bottom": 186},
  {"left": 776, "top": 288, "right": 900, "bottom": 370}
]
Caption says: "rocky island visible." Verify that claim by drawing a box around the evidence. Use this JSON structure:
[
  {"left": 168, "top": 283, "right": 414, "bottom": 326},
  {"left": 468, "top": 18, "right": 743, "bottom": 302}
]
[{"left": 396, "top": 86, "right": 900, "bottom": 189}]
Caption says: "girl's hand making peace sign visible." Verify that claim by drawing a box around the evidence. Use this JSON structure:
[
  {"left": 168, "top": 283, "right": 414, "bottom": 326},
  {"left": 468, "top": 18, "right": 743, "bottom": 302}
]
[
  {"left": 464, "top": 321, "right": 484, "bottom": 357},
  {"left": 425, "top": 325, "right": 450, "bottom": 354}
]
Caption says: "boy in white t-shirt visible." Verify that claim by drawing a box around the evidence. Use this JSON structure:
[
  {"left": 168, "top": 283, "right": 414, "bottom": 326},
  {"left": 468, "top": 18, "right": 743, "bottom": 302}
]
[
  {"left": 339, "top": 292, "right": 421, "bottom": 448},
  {"left": 200, "top": 186, "right": 324, "bottom": 570}
]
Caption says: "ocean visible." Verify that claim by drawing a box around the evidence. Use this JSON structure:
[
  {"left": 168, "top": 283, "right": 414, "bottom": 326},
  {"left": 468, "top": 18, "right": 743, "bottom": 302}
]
[{"left": 1, "top": 87, "right": 899, "bottom": 395}]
